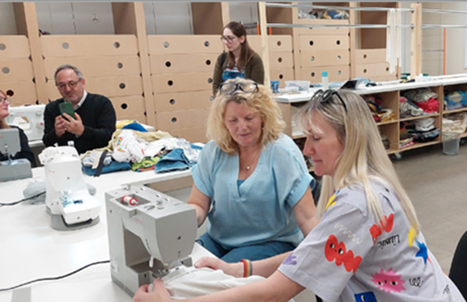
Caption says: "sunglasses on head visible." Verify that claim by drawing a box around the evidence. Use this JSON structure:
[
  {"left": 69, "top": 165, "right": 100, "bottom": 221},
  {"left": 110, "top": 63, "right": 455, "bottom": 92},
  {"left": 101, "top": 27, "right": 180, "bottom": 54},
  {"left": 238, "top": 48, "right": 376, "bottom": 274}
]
[
  {"left": 311, "top": 89, "right": 348, "bottom": 113},
  {"left": 219, "top": 81, "right": 259, "bottom": 95}
]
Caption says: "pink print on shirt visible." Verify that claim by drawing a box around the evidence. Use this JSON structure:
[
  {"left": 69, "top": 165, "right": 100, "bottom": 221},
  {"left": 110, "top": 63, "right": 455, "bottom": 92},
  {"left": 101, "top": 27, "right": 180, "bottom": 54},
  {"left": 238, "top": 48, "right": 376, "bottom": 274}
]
[{"left": 371, "top": 268, "right": 406, "bottom": 294}]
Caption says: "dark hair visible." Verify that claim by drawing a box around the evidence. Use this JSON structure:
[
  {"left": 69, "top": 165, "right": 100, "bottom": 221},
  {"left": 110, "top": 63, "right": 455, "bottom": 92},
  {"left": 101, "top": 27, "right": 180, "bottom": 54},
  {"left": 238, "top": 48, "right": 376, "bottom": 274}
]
[
  {"left": 224, "top": 21, "right": 255, "bottom": 70},
  {"left": 54, "top": 64, "right": 84, "bottom": 83}
]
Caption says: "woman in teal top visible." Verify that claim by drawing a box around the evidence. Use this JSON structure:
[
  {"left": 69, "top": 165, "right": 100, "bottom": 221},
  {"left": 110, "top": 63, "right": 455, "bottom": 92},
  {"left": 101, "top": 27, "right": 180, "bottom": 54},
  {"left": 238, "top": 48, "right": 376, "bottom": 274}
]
[
  {"left": 189, "top": 78, "right": 318, "bottom": 263},
  {"left": 212, "top": 21, "right": 265, "bottom": 96}
]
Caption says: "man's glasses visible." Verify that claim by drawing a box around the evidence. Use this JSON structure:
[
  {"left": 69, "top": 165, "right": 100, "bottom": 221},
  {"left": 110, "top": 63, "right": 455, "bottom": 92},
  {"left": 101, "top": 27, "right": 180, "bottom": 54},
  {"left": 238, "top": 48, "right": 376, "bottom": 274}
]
[
  {"left": 0, "top": 97, "right": 11, "bottom": 105},
  {"left": 219, "top": 82, "right": 258, "bottom": 95},
  {"left": 312, "top": 89, "right": 348, "bottom": 113},
  {"left": 57, "top": 79, "right": 81, "bottom": 90},
  {"left": 220, "top": 36, "right": 237, "bottom": 43}
]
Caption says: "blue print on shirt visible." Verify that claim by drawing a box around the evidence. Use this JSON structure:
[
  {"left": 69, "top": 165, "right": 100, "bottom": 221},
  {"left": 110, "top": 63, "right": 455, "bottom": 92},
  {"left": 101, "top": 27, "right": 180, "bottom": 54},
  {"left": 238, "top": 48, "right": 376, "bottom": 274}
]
[
  {"left": 415, "top": 240, "right": 428, "bottom": 264},
  {"left": 283, "top": 253, "right": 297, "bottom": 265},
  {"left": 354, "top": 291, "right": 377, "bottom": 302}
]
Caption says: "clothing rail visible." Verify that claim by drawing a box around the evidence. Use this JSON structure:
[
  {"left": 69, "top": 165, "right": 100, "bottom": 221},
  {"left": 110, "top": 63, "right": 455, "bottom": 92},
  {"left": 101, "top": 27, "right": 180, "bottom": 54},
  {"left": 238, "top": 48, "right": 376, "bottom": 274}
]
[
  {"left": 266, "top": 23, "right": 413, "bottom": 29},
  {"left": 422, "top": 8, "right": 467, "bottom": 15},
  {"left": 422, "top": 24, "right": 467, "bottom": 29},
  {"left": 265, "top": 3, "right": 414, "bottom": 13}
]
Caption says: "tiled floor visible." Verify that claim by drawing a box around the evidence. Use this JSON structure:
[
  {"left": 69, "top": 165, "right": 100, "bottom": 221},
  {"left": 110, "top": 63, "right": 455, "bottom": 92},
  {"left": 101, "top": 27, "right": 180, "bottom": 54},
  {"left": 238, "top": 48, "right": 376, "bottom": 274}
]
[{"left": 166, "top": 142, "right": 467, "bottom": 301}]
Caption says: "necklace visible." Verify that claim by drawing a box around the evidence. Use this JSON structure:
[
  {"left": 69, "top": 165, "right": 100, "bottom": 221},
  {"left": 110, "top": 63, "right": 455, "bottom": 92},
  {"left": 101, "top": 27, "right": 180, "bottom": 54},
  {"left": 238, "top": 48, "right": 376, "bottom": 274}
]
[{"left": 240, "top": 147, "right": 262, "bottom": 171}]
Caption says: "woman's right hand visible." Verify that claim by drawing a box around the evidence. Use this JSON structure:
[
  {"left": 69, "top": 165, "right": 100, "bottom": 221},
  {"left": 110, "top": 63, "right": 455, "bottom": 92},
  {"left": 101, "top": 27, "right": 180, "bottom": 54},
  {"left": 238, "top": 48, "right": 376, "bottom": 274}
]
[{"left": 194, "top": 257, "right": 244, "bottom": 278}]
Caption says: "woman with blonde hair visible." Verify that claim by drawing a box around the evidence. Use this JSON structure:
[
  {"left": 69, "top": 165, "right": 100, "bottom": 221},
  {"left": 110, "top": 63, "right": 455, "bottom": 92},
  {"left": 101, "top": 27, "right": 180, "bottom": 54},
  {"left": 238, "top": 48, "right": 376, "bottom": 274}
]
[
  {"left": 188, "top": 77, "right": 318, "bottom": 263},
  {"left": 135, "top": 89, "right": 464, "bottom": 302},
  {"left": 0, "top": 90, "right": 35, "bottom": 166}
]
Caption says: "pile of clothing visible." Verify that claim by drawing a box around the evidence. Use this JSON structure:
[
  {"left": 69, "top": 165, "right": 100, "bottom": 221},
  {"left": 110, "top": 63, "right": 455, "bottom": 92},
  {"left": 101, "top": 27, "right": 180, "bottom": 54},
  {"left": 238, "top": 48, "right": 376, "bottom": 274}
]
[
  {"left": 443, "top": 112, "right": 467, "bottom": 134},
  {"left": 81, "top": 129, "right": 203, "bottom": 176},
  {"left": 403, "top": 88, "right": 439, "bottom": 114},
  {"left": 299, "top": 9, "right": 349, "bottom": 20},
  {"left": 363, "top": 95, "right": 395, "bottom": 123},
  {"left": 399, "top": 96, "right": 425, "bottom": 118},
  {"left": 444, "top": 90, "right": 467, "bottom": 110},
  {"left": 399, "top": 117, "right": 440, "bottom": 149}
]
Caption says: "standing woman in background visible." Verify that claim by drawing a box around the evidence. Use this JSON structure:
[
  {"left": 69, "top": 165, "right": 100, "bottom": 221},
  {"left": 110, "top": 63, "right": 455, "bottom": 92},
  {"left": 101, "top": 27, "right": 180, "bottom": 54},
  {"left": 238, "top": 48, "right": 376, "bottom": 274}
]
[
  {"left": 212, "top": 21, "right": 265, "bottom": 96},
  {"left": 0, "top": 89, "right": 36, "bottom": 167}
]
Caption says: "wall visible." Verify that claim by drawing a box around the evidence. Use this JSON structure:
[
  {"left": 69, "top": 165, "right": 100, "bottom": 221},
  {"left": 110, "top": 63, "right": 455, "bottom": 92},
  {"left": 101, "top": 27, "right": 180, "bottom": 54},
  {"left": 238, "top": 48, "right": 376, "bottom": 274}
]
[{"left": 421, "top": 2, "right": 467, "bottom": 76}]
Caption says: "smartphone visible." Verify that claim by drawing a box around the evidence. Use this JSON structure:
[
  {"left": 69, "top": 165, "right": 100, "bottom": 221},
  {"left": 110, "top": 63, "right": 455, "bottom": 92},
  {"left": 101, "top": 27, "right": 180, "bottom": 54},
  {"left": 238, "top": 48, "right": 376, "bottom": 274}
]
[{"left": 59, "top": 102, "right": 75, "bottom": 120}]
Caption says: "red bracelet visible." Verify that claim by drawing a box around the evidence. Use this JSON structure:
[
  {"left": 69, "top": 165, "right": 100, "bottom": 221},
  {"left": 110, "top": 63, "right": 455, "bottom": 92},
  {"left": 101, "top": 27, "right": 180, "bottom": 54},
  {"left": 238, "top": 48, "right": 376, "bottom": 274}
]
[{"left": 241, "top": 259, "right": 252, "bottom": 277}]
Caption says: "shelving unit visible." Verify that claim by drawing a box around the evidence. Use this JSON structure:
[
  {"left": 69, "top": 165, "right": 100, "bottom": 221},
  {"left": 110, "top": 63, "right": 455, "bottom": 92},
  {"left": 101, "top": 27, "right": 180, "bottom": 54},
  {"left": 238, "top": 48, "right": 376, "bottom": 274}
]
[{"left": 275, "top": 77, "right": 467, "bottom": 160}]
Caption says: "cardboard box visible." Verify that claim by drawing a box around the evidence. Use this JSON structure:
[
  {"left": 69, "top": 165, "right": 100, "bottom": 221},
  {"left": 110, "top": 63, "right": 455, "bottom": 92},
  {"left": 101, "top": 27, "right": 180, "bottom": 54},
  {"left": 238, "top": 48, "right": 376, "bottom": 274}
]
[
  {"left": 110, "top": 95, "right": 147, "bottom": 123},
  {"left": 248, "top": 35, "right": 293, "bottom": 53},
  {"left": 154, "top": 90, "right": 212, "bottom": 112},
  {"left": 148, "top": 35, "right": 223, "bottom": 55},
  {"left": 41, "top": 35, "right": 138, "bottom": 57},
  {"left": 300, "top": 65, "right": 350, "bottom": 84},
  {"left": 300, "top": 50, "right": 350, "bottom": 68},
  {"left": 150, "top": 54, "right": 217, "bottom": 74},
  {"left": 167, "top": 126, "right": 208, "bottom": 144},
  {"left": 0, "top": 59, "right": 34, "bottom": 82},
  {"left": 298, "top": 35, "right": 349, "bottom": 51},
  {"left": 152, "top": 72, "right": 212, "bottom": 93},
  {"left": 355, "top": 49, "right": 388, "bottom": 64},
  {"left": 269, "top": 52, "right": 294, "bottom": 69},
  {"left": 47, "top": 75, "right": 143, "bottom": 100},
  {"left": 355, "top": 63, "right": 395, "bottom": 78},
  {"left": 0, "top": 36, "right": 30, "bottom": 59},
  {"left": 1, "top": 81, "right": 37, "bottom": 106},
  {"left": 296, "top": 19, "right": 350, "bottom": 36},
  {"left": 157, "top": 109, "right": 209, "bottom": 131},
  {"left": 270, "top": 69, "right": 295, "bottom": 88},
  {"left": 44, "top": 56, "right": 141, "bottom": 79}
]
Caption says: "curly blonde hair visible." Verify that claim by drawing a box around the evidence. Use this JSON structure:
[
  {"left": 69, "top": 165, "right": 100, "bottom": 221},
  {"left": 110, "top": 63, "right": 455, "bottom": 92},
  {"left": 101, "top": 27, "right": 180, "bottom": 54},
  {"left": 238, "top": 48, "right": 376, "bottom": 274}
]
[
  {"left": 0, "top": 89, "right": 10, "bottom": 129},
  {"left": 207, "top": 78, "right": 285, "bottom": 154}
]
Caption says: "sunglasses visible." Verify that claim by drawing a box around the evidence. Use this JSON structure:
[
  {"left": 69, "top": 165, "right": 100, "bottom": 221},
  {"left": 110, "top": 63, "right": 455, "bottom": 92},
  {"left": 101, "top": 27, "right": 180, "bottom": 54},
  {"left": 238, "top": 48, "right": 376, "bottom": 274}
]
[
  {"left": 219, "top": 82, "right": 259, "bottom": 95},
  {"left": 312, "top": 89, "right": 348, "bottom": 113}
]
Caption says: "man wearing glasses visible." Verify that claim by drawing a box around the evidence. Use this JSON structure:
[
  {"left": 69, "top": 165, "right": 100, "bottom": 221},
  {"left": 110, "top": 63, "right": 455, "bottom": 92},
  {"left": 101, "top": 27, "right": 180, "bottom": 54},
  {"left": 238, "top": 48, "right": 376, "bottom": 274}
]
[{"left": 42, "top": 64, "right": 116, "bottom": 154}]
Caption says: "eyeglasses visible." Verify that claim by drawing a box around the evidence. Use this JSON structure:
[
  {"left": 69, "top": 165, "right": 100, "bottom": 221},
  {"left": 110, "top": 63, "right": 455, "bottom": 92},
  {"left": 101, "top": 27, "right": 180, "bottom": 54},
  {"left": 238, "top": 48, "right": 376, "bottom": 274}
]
[
  {"left": 219, "top": 82, "right": 258, "bottom": 95},
  {"left": 312, "top": 89, "right": 348, "bottom": 113},
  {"left": 220, "top": 36, "right": 237, "bottom": 43},
  {"left": 57, "top": 79, "right": 81, "bottom": 90},
  {"left": 0, "top": 97, "right": 11, "bottom": 105}
]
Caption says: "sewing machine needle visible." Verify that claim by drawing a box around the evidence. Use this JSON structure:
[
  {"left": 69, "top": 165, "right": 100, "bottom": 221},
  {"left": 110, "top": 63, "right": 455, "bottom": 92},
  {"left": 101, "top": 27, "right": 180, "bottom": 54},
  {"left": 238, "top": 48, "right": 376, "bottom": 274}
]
[{"left": 149, "top": 256, "right": 154, "bottom": 268}]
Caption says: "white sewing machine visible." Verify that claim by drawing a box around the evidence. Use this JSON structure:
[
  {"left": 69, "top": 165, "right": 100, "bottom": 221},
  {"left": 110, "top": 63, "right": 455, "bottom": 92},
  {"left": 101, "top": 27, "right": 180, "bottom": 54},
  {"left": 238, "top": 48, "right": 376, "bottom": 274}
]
[
  {"left": 6, "top": 104, "right": 45, "bottom": 141},
  {"left": 105, "top": 185, "right": 197, "bottom": 296},
  {"left": 39, "top": 145, "right": 101, "bottom": 231},
  {"left": 0, "top": 128, "right": 32, "bottom": 182}
]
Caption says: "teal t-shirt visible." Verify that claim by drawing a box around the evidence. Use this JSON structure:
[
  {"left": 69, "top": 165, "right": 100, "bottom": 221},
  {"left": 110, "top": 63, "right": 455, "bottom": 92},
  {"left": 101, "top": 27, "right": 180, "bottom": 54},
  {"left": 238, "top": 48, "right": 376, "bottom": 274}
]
[{"left": 192, "top": 134, "right": 314, "bottom": 249}]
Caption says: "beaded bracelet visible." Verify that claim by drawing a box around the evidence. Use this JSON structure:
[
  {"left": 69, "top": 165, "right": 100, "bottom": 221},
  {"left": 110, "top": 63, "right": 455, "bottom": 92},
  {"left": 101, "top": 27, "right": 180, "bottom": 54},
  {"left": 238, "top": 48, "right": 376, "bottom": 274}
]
[{"left": 240, "top": 259, "right": 252, "bottom": 277}]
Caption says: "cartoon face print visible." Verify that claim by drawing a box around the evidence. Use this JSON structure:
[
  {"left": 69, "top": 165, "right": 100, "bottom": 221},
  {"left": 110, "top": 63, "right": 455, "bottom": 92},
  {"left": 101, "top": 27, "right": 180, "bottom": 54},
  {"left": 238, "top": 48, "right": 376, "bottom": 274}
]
[
  {"left": 325, "top": 234, "right": 362, "bottom": 273},
  {"left": 371, "top": 268, "right": 406, "bottom": 294},
  {"left": 354, "top": 291, "right": 377, "bottom": 302},
  {"left": 369, "top": 213, "right": 394, "bottom": 244}
]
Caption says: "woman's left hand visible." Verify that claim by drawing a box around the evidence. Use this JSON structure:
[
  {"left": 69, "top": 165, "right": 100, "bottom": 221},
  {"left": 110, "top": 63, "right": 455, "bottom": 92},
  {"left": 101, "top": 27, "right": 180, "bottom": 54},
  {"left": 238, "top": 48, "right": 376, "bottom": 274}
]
[{"left": 133, "top": 279, "right": 172, "bottom": 302}]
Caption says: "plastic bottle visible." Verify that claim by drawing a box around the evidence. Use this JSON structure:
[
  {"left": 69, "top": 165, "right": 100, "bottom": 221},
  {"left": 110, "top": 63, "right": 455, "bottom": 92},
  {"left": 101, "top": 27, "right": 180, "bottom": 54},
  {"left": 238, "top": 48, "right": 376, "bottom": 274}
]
[{"left": 321, "top": 71, "right": 329, "bottom": 90}]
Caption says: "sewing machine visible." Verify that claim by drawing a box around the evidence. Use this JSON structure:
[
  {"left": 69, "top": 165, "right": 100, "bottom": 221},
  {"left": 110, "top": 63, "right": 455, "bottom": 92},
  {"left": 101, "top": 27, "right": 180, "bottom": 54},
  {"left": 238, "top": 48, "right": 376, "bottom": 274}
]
[
  {"left": 6, "top": 104, "right": 45, "bottom": 141},
  {"left": 0, "top": 128, "right": 32, "bottom": 182},
  {"left": 105, "top": 185, "right": 197, "bottom": 296},
  {"left": 39, "top": 145, "right": 101, "bottom": 231}
]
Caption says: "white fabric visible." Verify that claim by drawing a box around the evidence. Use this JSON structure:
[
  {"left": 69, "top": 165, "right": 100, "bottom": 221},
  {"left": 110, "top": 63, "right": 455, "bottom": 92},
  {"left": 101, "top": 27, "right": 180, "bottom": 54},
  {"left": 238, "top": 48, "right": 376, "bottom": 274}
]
[
  {"left": 162, "top": 266, "right": 294, "bottom": 301},
  {"left": 111, "top": 130, "right": 147, "bottom": 163}
]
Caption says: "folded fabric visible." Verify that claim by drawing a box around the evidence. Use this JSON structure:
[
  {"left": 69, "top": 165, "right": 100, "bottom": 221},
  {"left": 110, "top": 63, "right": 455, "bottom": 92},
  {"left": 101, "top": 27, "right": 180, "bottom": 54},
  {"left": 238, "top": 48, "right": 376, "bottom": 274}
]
[
  {"left": 82, "top": 161, "right": 132, "bottom": 176},
  {"left": 81, "top": 150, "right": 113, "bottom": 168},
  {"left": 155, "top": 148, "right": 197, "bottom": 173},
  {"left": 122, "top": 122, "right": 148, "bottom": 132},
  {"left": 132, "top": 156, "right": 161, "bottom": 172}
]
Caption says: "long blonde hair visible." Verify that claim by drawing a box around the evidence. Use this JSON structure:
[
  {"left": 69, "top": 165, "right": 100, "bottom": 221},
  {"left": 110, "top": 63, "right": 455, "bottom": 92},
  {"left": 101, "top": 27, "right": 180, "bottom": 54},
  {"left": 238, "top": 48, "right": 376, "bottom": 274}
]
[
  {"left": 207, "top": 78, "right": 285, "bottom": 154},
  {"left": 295, "top": 89, "right": 420, "bottom": 234},
  {"left": 0, "top": 89, "right": 10, "bottom": 129}
]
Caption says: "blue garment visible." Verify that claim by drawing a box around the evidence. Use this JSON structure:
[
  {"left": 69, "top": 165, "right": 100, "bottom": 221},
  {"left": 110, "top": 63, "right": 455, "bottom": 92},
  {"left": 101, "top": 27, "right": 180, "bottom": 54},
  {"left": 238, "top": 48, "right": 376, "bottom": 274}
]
[
  {"left": 192, "top": 134, "right": 314, "bottom": 250},
  {"left": 196, "top": 232, "right": 295, "bottom": 263},
  {"left": 122, "top": 122, "right": 148, "bottom": 132},
  {"left": 82, "top": 161, "right": 131, "bottom": 176},
  {"left": 155, "top": 144, "right": 202, "bottom": 173},
  {"left": 222, "top": 67, "right": 245, "bottom": 82}
]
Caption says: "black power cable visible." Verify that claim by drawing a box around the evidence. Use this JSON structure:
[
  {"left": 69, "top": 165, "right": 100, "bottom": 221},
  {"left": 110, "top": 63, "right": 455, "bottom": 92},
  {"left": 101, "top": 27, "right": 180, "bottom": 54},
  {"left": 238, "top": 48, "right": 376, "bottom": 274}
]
[{"left": 0, "top": 260, "right": 110, "bottom": 291}]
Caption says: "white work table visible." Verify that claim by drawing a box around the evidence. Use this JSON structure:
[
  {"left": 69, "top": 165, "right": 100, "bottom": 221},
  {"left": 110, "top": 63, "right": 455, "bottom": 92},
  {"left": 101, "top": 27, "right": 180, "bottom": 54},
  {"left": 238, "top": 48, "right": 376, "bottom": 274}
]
[{"left": 0, "top": 167, "right": 208, "bottom": 302}]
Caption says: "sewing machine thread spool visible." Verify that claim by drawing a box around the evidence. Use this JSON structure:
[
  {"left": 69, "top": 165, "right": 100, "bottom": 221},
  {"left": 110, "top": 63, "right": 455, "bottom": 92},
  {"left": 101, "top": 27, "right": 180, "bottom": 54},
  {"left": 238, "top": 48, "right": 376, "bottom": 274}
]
[{"left": 122, "top": 195, "right": 138, "bottom": 206}]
